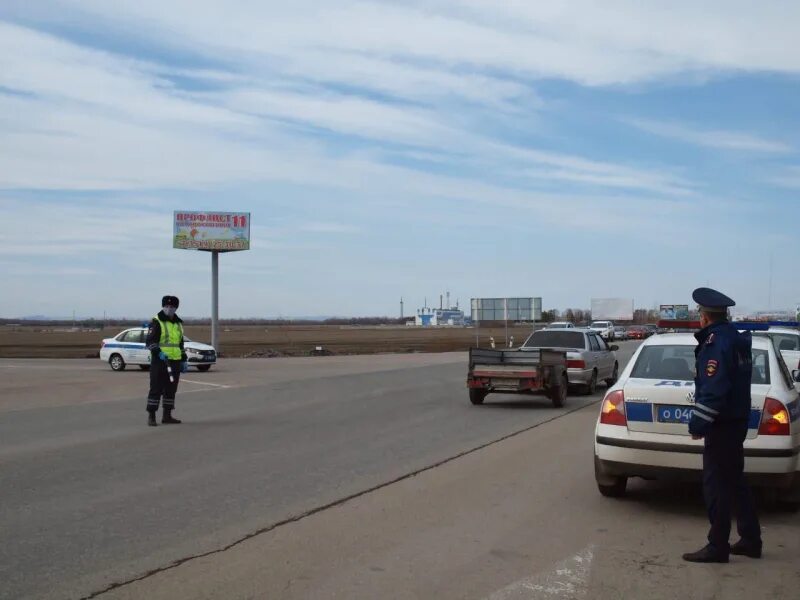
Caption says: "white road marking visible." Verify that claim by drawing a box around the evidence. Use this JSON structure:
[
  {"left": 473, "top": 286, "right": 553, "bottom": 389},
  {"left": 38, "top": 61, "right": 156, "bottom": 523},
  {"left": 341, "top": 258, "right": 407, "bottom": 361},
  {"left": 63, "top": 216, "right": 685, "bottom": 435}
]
[
  {"left": 488, "top": 545, "right": 594, "bottom": 600},
  {"left": 180, "top": 379, "right": 231, "bottom": 388}
]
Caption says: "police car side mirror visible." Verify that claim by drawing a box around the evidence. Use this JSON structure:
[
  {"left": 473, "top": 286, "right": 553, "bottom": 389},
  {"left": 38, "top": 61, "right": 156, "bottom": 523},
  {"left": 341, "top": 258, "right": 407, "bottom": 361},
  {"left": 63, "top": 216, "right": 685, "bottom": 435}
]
[
  {"left": 609, "top": 345, "right": 619, "bottom": 351},
  {"left": 793, "top": 369, "right": 800, "bottom": 383}
]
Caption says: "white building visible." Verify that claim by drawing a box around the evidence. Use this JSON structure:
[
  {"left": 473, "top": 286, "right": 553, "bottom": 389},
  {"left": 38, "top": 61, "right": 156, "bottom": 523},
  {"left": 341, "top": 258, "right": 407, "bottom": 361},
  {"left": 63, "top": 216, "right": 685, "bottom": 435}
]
[{"left": 415, "top": 307, "right": 466, "bottom": 327}]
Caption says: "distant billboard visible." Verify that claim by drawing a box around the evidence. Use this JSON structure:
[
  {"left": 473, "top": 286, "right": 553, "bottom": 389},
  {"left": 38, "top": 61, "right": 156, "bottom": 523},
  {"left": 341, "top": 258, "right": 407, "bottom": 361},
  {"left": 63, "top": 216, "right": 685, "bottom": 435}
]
[
  {"left": 173, "top": 211, "right": 250, "bottom": 251},
  {"left": 659, "top": 304, "right": 690, "bottom": 320},
  {"left": 591, "top": 298, "right": 633, "bottom": 321},
  {"left": 471, "top": 297, "right": 542, "bottom": 322}
]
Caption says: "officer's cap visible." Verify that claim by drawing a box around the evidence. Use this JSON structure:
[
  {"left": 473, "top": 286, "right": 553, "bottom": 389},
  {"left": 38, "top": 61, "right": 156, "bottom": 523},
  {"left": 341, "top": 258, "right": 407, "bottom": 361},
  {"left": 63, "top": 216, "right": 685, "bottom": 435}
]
[
  {"left": 162, "top": 295, "right": 180, "bottom": 308},
  {"left": 692, "top": 287, "right": 734, "bottom": 313}
]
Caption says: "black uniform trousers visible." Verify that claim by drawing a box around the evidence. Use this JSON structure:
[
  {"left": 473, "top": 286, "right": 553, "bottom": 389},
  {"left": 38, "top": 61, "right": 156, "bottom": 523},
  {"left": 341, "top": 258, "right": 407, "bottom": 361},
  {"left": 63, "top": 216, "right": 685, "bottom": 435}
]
[
  {"left": 147, "top": 359, "right": 182, "bottom": 411},
  {"left": 702, "top": 420, "right": 761, "bottom": 553}
]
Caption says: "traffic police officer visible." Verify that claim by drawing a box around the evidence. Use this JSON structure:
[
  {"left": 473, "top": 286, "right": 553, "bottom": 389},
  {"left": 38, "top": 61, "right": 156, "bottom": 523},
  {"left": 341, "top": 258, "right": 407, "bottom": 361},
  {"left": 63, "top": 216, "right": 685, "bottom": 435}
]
[
  {"left": 683, "top": 287, "right": 762, "bottom": 563},
  {"left": 145, "top": 295, "right": 188, "bottom": 426}
]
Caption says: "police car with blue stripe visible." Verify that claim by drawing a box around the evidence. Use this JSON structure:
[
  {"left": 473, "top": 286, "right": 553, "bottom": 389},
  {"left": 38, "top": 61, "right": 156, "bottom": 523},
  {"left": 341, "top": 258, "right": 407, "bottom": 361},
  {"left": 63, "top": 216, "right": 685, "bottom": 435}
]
[
  {"left": 99, "top": 327, "right": 216, "bottom": 372},
  {"left": 594, "top": 325, "right": 800, "bottom": 503}
]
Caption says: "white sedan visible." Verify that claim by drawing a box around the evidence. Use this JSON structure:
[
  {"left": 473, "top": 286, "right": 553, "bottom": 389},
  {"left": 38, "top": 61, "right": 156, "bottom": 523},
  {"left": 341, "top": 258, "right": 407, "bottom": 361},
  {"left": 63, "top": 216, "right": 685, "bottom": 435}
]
[
  {"left": 594, "top": 333, "right": 800, "bottom": 502},
  {"left": 99, "top": 327, "right": 217, "bottom": 372}
]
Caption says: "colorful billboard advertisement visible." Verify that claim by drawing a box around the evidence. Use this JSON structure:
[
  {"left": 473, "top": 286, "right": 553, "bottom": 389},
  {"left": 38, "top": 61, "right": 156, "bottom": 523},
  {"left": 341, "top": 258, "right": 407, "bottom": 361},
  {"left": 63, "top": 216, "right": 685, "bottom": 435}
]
[
  {"left": 173, "top": 211, "right": 250, "bottom": 251},
  {"left": 659, "top": 304, "right": 690, "bottom": 320}
]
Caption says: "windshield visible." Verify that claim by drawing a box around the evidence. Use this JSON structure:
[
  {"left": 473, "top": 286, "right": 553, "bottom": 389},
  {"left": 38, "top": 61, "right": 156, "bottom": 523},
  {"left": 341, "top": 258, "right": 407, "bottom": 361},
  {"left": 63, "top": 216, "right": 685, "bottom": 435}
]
[
  {"left": 630, "top": 345, "right": 770, "bottom": 384},
  {"left": 590, "top": 322, "right": 609, "bottom": 328},
  {"left": 524, "top": 331, "right": 585, "bottom": 349},
  {"left": 549, "top": 323, "right": 569, "bottom": 328}
]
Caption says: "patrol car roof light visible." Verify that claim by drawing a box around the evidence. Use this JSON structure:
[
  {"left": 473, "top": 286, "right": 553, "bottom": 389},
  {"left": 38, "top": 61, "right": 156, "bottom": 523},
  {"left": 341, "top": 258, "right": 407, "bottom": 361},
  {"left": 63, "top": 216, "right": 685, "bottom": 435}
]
[
  {"left": 758, "top": 397, "right": 790, "bottom": 436},
  {"left": 600, "top": 390, "right": 626, "bottom": 426},
  {"left": 656, "top": 320, "right": 800, "bottom": 332}
]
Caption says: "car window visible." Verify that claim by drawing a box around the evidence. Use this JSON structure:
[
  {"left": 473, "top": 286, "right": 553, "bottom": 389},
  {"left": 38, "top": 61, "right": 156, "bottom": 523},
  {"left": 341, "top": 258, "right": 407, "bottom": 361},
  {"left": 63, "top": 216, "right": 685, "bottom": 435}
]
[
  {"left": 596, "top": 335, "right": 609, "bottom": 351},
  {"left": 123, "top": 330, "right": 144, "bottom": 343},
  {"left": 630, "top": 345, "right": 770, "bottom": 384},
  {"left": 751, "top": 350, "right": 770, "bottom": 385},
  {"left": 523, "top": 331, "right": 586, "bottom": 349},
  {"left": 770, "top": 333, "right": 800, "bottom": 352},
  {"left": 588, "top": 335, "right": 600, "bottom": 351}
]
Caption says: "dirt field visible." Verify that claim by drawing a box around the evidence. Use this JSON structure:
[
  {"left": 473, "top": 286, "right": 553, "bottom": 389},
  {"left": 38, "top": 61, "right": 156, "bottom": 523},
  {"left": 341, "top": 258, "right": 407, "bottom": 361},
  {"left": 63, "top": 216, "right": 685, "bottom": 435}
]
[{"left": 0, "top": 324, "right": 532, "bottom": 358}]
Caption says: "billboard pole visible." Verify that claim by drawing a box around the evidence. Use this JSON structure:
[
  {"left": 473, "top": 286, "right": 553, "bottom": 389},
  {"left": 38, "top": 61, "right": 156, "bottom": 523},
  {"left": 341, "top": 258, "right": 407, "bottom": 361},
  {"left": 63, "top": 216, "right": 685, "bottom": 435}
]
[{"left": 211, "top": 250, "right": 219, "bottom": 353}]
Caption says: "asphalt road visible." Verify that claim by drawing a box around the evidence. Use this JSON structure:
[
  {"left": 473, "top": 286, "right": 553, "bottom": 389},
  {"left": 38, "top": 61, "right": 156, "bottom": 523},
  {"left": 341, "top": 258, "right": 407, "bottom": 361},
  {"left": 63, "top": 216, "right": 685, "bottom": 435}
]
[
  {"left": 3, "top": 342, "right": 797, "bottom": 600},
  {"left": 1, "top": 346, "right": 635, "bottom": 600}
]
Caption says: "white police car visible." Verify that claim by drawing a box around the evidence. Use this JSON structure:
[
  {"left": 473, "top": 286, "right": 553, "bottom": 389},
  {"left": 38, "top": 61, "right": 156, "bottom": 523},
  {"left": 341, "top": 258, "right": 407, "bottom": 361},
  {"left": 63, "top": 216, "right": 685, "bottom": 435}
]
[
  {"left": 594, "top": 333, "right": 800, "bottom": 502},
  {"left": 99, "top": 327, "right": 217, "bottom": 372}
]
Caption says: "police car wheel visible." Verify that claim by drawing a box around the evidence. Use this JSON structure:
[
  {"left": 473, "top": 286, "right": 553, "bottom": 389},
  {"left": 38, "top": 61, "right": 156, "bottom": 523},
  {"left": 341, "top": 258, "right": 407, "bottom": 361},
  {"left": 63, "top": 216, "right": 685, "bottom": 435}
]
[
  {"left": 109, "top": 354, "right": 126, "bottom": 371},
  {"left": 469, "top": 389, "right": 487, "bottom": 405},
  {"left": 597, "top": 478, "right": 627, "bottom": 497}
]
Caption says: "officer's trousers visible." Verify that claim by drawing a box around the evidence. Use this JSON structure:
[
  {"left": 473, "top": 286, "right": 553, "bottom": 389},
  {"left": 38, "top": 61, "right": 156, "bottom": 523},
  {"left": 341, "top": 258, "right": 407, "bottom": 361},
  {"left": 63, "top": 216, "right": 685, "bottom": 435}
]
[
  {"left": 147, "top": 359, "right": 182, "bottom": 412},
  {"left": 702, "top": 420, "right": 761, "bottom": 553}
]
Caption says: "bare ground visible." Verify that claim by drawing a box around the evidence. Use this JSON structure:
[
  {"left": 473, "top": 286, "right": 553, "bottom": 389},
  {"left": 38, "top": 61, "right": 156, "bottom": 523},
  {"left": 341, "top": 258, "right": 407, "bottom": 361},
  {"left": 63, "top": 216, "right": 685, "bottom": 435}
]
[{"left": 0, "top": 324, "right": 528, "bottom": 358}]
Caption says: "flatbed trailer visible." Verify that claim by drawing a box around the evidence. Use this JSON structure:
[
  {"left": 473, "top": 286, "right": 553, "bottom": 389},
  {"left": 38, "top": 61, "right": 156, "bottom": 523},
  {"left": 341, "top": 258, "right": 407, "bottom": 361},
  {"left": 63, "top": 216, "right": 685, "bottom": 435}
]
[{"left": 467, "top": 347, "right": 569, "bottom": 407}]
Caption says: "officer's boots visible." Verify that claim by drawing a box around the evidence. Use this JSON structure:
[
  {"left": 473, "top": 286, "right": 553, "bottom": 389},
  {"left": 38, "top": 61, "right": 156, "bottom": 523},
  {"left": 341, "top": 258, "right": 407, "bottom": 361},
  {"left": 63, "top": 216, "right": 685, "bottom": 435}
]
[
  {"left": 147, "top": 410, "right": 158, "bottom": 427},
  {"left": 162, "top": 408, "right": 182, "bottom": 424}
]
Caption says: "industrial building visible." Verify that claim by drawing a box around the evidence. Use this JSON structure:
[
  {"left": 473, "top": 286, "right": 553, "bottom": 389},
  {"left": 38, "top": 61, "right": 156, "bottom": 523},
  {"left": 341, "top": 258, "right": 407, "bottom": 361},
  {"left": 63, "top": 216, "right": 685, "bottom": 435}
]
[{"left": 413, "top": 292, "right": 466, "bottom": 326}]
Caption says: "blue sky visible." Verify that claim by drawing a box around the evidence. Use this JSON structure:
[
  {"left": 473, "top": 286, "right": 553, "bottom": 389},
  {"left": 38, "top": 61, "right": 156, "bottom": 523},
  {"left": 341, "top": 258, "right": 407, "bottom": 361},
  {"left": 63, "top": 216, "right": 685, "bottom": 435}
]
[{"left": 1, "top": 1, "right": 798, "bottom": 318}]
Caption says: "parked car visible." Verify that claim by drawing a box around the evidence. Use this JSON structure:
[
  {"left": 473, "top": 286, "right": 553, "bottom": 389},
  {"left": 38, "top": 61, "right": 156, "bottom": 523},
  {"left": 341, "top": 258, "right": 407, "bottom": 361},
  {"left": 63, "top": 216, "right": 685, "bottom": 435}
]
[
  {"left": 522, "top": 328, "right": 618, "bottom": 395},
  {"left": 589, "top": 321, "right": 615, "bottom": 341},
  {"left": 613, "top": 326, "right": 628, "bottom": 341},
  {"left": 100, "top": 327, "right": 217, "bottom": 372},
  {"left": 594, "top": 333, "right": 800, "bottom": 503},
  {"left": 547, "top": 322, "right": 575, "bottom": 329}
]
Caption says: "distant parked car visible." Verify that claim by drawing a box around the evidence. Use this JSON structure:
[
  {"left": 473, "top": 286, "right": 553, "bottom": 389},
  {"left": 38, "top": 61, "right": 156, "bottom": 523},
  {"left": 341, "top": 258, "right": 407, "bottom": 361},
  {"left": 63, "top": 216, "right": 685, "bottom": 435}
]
[
  {"left": 100, "top": 327, "right": 217, "bottom": 372},
  {"left": 523, "top": 328, "right": 619, "bottom": 395},
  {"left": 613, "top": 326, "right": 628, "bottom": 341},
  {"left": 547, "top": 322, "right": 575, "bottom": 329}
]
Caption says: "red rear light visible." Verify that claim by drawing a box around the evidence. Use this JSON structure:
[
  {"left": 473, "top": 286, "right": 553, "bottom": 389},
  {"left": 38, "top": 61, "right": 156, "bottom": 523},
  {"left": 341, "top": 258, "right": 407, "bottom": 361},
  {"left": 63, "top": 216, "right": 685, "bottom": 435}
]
[
  {"left": 567, "top": 359, "right": 586, "bottom": 369},
  {"left": 600, "top": 390, "right": 627, "bottom": 426},
  {"left": 758, "top": 397, "right": 790, "bottom": 436}
]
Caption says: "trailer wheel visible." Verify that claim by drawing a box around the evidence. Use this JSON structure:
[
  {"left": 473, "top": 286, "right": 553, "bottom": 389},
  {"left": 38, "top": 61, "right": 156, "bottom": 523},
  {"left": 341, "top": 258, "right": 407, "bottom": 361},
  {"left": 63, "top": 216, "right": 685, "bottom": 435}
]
[
  {"left": 549, "top": 375, "right": 567, "bottom": 408},
  {"left": 469, "top": 389, "right": 487, "bottom": 405}
]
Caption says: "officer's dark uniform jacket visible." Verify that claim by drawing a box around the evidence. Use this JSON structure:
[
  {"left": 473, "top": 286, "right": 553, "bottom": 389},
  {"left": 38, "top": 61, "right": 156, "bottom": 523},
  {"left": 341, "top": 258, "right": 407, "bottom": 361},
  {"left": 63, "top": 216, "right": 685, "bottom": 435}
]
[
  {"left": 145, "top": 310, "right": 187, "bottom": 363},
  {"left": 689, "top": 320, "right": 752, "bottom": 436}
]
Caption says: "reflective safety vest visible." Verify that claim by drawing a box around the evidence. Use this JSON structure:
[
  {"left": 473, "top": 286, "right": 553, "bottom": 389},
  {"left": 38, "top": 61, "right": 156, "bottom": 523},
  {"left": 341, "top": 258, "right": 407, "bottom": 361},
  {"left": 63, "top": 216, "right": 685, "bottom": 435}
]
[{"left": 156, "top": 316, "right": 184, "bottom": 360}]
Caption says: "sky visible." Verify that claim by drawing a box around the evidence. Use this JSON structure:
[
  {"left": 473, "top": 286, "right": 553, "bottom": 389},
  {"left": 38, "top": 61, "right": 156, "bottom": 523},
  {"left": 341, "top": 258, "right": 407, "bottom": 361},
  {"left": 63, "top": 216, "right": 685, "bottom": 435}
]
[{"left": 1, "top": 0, "right": 798, "bottom": 319}]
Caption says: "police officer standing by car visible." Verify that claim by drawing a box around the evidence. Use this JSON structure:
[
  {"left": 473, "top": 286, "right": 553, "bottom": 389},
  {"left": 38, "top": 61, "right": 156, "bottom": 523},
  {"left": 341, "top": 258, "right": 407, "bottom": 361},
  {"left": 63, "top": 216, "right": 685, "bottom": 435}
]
[
  {"left": 683, "top": 287, "right": 762, "bottom": 563},
  {"left": 145, "top": 295, "right": 188, "bottom": 427}
]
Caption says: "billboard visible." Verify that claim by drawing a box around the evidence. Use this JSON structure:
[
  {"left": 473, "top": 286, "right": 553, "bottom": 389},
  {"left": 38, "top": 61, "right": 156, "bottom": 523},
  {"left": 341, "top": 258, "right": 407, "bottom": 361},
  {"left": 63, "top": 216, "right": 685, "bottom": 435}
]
[
  {"left": 659, "top": 304, "right": 690, "bottom": 320},
  {"left": 173, "top": 211, "right": 250, "bottom": 251},
  {"left": 471, "top": 297, "right": 542, "bottom": 322},
  {"left": 591, "top": 298, "right": 634, "bottom": 321}
]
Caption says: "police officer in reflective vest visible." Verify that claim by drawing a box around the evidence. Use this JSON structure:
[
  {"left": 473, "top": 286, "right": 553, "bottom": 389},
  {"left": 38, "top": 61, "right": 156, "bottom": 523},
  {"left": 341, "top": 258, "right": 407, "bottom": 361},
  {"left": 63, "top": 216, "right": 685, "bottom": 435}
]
[
  {"left": 683, "top": 287, "right": 761, "bottom": 563},
  {"left": 145, "top": 295, "right": 188, "bottom": 426}
]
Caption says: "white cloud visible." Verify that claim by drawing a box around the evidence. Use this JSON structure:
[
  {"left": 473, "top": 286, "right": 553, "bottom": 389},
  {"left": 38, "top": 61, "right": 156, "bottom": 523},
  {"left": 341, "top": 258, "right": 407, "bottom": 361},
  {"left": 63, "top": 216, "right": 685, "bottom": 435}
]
[{"left": 625, "top": 118, "right": 792, "bottom": 153}]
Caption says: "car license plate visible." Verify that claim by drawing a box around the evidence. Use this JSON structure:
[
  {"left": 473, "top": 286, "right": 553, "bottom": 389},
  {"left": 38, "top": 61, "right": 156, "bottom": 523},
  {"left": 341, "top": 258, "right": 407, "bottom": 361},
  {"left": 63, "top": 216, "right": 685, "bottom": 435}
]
[{"left": 656, "top": 405, "right": 693, "bottom": 424}]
